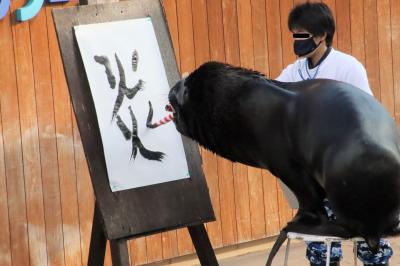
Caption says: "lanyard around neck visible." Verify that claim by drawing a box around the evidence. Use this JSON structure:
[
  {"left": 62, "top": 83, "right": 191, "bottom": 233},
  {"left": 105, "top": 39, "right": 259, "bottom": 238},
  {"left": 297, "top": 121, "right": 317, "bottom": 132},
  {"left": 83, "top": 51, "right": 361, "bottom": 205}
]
[{"left": 298, "top": 59, "right": 321, "bottom": 80}]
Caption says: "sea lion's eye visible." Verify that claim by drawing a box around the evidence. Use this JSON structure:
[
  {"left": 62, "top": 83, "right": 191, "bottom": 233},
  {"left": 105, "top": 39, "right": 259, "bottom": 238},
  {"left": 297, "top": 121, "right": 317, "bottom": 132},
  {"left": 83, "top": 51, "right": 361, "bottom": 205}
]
[{"left": 182, "top": 87, "right": 189, "bottom": 100}]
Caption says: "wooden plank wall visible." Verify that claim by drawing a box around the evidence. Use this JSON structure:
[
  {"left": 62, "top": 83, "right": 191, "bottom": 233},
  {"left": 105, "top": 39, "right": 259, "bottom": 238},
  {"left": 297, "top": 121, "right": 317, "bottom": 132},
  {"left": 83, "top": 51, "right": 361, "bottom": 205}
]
[{"left": 0, "top": 0, "right": 398, "bottom": 265}]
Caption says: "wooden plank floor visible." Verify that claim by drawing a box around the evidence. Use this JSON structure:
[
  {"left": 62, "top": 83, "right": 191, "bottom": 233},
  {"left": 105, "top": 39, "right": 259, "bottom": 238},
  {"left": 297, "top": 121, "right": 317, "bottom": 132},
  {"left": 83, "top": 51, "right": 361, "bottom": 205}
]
[{"left": 146, "top": 235, "right": 400, "bottom": 266}]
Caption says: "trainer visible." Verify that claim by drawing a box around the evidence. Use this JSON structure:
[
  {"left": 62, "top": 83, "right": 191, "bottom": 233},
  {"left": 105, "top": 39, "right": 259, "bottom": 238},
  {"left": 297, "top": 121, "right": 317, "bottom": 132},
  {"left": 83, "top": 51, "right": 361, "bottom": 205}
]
[{"left": 276, "top": 3, "right": 392, "bottom": 266}]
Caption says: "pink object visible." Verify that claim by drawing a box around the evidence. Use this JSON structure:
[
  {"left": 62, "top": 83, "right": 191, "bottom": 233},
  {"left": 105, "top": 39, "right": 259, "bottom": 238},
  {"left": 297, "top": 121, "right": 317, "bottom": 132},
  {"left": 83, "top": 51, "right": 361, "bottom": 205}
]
[
  {"left": 156, "top": 113, "right": 173, "bottom": 126},
  {"left": 148, "top": 113, "right": 173, "bottom": 128}
]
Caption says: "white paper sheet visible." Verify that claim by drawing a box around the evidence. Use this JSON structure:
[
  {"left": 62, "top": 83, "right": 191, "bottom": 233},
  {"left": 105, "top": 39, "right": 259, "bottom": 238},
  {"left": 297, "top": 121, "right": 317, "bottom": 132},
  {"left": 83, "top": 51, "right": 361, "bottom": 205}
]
[{"left": 74, "top": 18, "right": 190, "bottom": 191}]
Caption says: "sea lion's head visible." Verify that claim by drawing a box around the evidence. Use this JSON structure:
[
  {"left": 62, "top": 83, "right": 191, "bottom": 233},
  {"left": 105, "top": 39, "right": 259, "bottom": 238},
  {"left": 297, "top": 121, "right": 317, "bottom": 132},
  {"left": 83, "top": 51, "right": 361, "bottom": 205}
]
[
  {"left": 166, "top": 76, "right": 191, "bottom": 137},
  {"left": 168, "top": 61, "right": 262, "bottom": 153},
  {"left": 167, "top": 62, "right": 235, "bottom": 151}
]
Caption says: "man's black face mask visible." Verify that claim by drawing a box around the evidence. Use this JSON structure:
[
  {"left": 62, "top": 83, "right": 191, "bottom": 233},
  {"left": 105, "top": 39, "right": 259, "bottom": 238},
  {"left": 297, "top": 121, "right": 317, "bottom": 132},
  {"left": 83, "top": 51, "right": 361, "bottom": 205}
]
[{"left": 294, "top": 36, "right": 321, "bottom": 57}]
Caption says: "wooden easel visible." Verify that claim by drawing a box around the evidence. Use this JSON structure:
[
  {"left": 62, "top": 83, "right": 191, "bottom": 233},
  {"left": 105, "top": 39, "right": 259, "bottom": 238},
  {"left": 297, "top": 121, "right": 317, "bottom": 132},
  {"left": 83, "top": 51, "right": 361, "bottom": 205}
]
[
  {"left": 52, "top": 1, "right": 219, "bottom": 265},
  {"left": 88, "top": 203, "right": 218, "bottom": 266}
]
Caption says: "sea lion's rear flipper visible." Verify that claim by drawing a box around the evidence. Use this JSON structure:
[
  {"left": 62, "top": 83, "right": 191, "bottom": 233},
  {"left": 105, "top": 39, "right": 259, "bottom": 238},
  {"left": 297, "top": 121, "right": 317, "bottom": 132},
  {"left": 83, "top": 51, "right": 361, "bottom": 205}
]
[{"left": 265, "top": 230, "right": 288, "bottom": 266}]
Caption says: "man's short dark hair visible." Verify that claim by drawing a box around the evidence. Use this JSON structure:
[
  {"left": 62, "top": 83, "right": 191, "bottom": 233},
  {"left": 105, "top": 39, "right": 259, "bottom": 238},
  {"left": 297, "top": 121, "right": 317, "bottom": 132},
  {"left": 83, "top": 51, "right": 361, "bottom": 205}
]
[{"left": 288, "top": 2, "right": 335, "bottom": 47}]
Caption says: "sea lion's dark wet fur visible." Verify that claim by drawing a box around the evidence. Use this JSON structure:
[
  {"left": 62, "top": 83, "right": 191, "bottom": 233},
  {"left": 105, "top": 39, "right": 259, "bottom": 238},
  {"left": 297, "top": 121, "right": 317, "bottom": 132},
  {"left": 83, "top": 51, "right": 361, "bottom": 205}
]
[{"left": 169, "top": 62, "right": 400, "bottom": 254}]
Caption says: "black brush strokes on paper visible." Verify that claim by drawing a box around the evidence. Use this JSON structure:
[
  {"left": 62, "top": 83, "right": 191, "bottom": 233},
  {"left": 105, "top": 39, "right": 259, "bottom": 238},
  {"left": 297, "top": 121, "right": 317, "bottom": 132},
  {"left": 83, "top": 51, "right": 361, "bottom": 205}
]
[
  {"left": 94, "top": 55, "right": 116, "bottom": 89},
  {"left": 128, "top": 106, "right": 164, "bottom": 161},
  {"left": 94, "top": 50, "right": 165, "bottom": 163},
  {"left": 146, "top": 101, "right": 158, "bottom": 128},
  {"left": 116, "top": 106, "right": 165, "bottom": 161},
  {"left": 111, "top": 53, "right": 144, "bottom": 121},
  {"left": 132, "top": 49, "right": 139, "bottom": 72}
]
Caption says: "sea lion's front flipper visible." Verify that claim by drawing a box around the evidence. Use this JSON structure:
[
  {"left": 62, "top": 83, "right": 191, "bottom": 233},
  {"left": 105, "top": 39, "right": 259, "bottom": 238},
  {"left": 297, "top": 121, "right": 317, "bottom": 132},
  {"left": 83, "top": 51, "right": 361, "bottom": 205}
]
[{"left": 284, "top": 219, "right": 352, "bottom": 238}]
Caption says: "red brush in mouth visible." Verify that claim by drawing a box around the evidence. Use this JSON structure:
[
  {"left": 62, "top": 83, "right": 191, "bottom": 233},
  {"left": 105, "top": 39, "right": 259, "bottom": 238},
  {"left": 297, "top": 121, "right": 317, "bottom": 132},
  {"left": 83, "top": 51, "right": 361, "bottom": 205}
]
[
  {"left": 146, "top": 102, "right": 175, "bottom": 129},
  {"left": 151, "top": 113, "right": 173, "bottom": 128}
]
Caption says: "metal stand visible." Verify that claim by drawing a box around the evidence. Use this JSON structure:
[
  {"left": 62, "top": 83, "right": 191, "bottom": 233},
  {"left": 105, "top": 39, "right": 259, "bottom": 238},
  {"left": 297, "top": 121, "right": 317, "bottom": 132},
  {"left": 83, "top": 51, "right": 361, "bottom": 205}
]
[{"left": 282, "top": 232, "right": 362, "bottom": 266}]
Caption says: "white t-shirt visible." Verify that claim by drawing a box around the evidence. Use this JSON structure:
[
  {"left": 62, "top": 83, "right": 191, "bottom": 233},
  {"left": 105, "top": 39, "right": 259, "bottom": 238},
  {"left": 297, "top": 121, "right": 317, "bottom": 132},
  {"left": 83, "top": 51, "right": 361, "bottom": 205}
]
[
  {"left": 276, "top": 48, "right": 373, "bottom": 96},
  {"left": 276, "top": 48, "right": 373, "bottom": 208}
]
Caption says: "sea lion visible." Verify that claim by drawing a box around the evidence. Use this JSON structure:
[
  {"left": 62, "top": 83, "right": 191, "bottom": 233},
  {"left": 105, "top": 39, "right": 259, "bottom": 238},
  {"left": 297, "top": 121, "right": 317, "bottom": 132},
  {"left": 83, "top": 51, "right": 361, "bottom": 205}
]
[{"left": 167, "top": 61, "right": 400, "bottom": 264}]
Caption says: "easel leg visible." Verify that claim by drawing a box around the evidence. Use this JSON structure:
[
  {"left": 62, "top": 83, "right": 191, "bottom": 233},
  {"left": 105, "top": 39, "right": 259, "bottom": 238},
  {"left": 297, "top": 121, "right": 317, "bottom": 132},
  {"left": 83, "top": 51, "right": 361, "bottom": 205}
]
[
  {"left": 188, "top": 224, "right": 219, "bottom": 266},
  {"left": 88, "top": 203, "right": 107, "bottom": 266},
  {"left": 110, "top": 239, "right": 130, "bottom": 266}
]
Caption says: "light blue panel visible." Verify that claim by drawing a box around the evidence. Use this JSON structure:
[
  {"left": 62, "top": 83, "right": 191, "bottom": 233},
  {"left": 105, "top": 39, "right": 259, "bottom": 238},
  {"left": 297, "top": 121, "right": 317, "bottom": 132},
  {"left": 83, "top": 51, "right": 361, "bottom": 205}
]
[
  {"left": 0, "top": 0, "right": 10, "bottom": 20},
  {"left": 16, "top": 0, "right": 44, "bottom": 22}
]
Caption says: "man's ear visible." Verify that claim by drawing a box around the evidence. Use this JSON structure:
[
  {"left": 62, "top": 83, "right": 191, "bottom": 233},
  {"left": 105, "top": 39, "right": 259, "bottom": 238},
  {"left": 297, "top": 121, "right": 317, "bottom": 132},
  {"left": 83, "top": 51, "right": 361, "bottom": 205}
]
[
  {"left": 319, "top": 32, "right": 327, "bottom": 42},
  {"left": 313, "top": 33, "right": 326, "bottom": 45}
]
